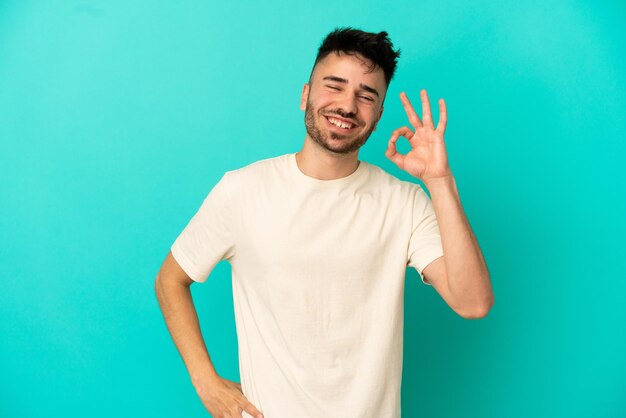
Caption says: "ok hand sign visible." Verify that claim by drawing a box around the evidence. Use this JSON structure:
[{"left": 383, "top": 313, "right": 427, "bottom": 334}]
[{"left": 385, "top": 89, "right": 452, "bottom": 184}]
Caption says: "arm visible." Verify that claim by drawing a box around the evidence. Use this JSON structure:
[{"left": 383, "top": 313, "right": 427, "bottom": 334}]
[
  {"left": 154, "top": 251, "right": 220, "bottom": 387},
  {"left": 154, "top": 251, "right": 264, "bottom": 418},
  {"left": 422, "top": 176, "right": 493, "bottom": 318},
  {"left": 386, "top": 89, "right": 494, "bottom": 319}
]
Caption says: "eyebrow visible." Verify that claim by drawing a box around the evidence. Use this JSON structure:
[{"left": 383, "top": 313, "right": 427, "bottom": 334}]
[{"left": 322, "top": 75, "right": 380, "bottom": 98}]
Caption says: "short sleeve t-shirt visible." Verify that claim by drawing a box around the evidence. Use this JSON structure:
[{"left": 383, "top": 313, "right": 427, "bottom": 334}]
[{"left": 171, "top": 153, "right": 444, "bottom": 418}]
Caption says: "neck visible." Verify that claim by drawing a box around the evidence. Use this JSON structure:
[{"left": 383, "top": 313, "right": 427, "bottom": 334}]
[{"left": 295, "top": 136, "right": 360, "bottom": 180}]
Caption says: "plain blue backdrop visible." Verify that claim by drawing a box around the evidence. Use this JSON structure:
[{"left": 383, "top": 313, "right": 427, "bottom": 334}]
[{"left": 1, "top": 1, "right": 625, "bottom": 417}]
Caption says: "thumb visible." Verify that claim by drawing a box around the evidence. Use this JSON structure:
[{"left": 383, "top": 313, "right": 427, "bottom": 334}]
[{"left": 385, "top": 136, "right": 404, "bottom": 168}]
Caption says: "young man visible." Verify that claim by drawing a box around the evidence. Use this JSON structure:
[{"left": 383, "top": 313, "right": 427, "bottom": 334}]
[{"left": 155, "top": 27, "right": 494, "bottom": 418}]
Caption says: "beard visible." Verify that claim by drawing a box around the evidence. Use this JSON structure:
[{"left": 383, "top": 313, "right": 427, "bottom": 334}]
[{"left": 304, "top": 99, "right": 376, "bottom": 155}]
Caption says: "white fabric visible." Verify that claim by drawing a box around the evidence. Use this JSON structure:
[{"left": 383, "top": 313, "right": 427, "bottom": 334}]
[{"left": 171, "top": 153, "right": 443, "bottom": 418}]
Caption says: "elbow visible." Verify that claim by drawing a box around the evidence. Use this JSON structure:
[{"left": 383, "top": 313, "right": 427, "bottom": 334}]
[
  {"left": 458, "top": 273, "right": 494, "bottom": 319},
  {"left": 460, "top": 306, "right": 490, "bottom": 320},
  {"left": 154, "top": 273, "right": 166, "bottom": 300},
  {"left": 154, "top": 275, "right": 161, "bottom": 299},
  {"left": 459, "top": 295, "right": 495, "bottom": 320}
]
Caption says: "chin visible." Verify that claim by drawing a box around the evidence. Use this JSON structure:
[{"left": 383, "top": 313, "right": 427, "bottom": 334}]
[{"left": 323, "top": 139, "right": 364, "bottom": 155}]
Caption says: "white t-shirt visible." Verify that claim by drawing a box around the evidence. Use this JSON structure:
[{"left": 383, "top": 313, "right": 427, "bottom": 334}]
[{"left": 171, "top": 152, "right": 444, "bottom": 418}]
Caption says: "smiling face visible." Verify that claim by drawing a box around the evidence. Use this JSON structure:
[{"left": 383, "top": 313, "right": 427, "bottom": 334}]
[{"left": 300, "top": 51, "right": 387, "bottom": 155}]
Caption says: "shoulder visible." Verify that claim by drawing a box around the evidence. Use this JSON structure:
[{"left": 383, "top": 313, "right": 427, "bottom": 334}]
[
  {"left": 220, "top": 153, "right": 292, "bottom": 192},
  {"left": 363, "top": 160, "right": 427, "bottom": 197},
  {"left": 224, "top": 153, "right": 291, "bottom": 179}
]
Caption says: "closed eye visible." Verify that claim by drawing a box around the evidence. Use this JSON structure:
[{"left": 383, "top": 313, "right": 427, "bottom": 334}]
[{"left": 326, "top": 85, "right": 375, "bottom": 102}]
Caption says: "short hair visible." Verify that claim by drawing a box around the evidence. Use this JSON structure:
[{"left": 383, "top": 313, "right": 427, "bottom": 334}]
[{"left": 310, "top": 27, "right": 401, "bottom": 87}]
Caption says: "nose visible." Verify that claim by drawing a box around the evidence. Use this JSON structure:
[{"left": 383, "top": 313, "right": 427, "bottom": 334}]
[{"left": 335, "top": 91, "right": 358, "bottom": 117}]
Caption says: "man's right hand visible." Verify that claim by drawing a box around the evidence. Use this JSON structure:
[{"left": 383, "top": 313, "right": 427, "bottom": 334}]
[
  {"left": 154, "top": 253, "right": 262, "bottom": 417},
  {"left": 195, "top": 375, "right": 264, "bottom": 418}
]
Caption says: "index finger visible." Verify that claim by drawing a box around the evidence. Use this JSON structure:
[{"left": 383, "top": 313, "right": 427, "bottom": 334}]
[
  {"left": 400, "top": 92, "right": 423, "bottom": 130},
  {"left": 242, "top": 400, "right": 264, "bottom": 418}
]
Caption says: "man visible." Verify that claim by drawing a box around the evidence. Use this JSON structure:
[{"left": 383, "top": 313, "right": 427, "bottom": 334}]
[{"left": 155, "top": 27, "right": 494, "bottom": 418}]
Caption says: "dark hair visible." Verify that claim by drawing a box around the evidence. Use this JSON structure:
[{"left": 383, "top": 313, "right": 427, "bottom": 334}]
[{"left": 310, "top": 27, "right": 401, "bottom": 87}]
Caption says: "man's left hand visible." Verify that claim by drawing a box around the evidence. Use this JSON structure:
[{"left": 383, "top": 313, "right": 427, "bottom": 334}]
[{"left": 385, "top": 89, "right": 452, "bottom": 184}]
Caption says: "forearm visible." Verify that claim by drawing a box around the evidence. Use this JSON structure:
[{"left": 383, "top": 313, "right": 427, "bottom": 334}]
[
  {"left": 155, "top": 277, "right": 220, "bottom": 389},
  {"left": 425, "top": 175, "right": 494, "bottom": 314}
]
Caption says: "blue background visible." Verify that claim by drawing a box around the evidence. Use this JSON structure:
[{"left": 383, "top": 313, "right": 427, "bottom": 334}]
[{"left": 1, "top": 1, "right": 625, "bottom": 417}]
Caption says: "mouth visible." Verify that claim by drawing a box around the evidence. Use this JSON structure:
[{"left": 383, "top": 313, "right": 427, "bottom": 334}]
[{"left": 323, "top": 115, "right": 358, "bottom": 132}]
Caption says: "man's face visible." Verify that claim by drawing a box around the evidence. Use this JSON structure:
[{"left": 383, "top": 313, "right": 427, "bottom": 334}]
[{"left": 300, "top": 51, "right": 387, "bottom": 155}]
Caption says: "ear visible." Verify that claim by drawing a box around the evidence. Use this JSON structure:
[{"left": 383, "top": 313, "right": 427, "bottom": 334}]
[
  {"left": 300, "top": 83, "right": 310, "bottom": 111},
  {"left": 373, "top": 106, "right": 384, "bottom": 131}
]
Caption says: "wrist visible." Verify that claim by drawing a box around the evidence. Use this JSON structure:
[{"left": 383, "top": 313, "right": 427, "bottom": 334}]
[
  {"left": 424, "top": 174, "right": 455, "bottom": 190},
  {"left": 191, "top": 368, "right": 221, "bottom": 392}
]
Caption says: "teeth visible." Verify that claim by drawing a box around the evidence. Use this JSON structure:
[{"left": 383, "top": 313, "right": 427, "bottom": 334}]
[{"left": 328, "top": 117, "right": 354, "bottom": 129}]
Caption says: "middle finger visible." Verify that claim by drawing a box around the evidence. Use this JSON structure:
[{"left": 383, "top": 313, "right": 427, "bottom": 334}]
[{"left": 400, "top": 92, "right": 423, "bottom": 130}]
